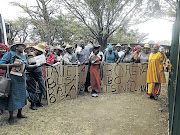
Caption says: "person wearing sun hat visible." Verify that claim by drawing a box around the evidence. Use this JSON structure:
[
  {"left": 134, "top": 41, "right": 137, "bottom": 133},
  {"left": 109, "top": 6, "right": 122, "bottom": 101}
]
[
  {"left": 0, "top": 40, "right": 29, "bottom": 124},
  {"left": 115, "top": 43, "right": 125, "bottom": 59},
  {"left": 137, "top": 44, "right": 151, "bottom": 63},
  {"left": 52, "top": 45, "right": 64, "bottom": 66},
  {"left": 63, "top": 44, "right": 74, "bottom": 65},
  {"left": 147, "top": 44, "right": 166, "bottom": 100},
  {"left": 25, "top": 42, "right": 47, "bottom": 109}
]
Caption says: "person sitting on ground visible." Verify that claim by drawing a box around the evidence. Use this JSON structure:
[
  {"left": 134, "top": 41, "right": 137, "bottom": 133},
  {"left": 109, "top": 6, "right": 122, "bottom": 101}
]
[
  {"left": 138, "top": 44, "right": 151, "bottom": 63},
  {"left": 147, "top": 44, "right": 166, "bottom": 100},
  {"left": 89, "top": 46, "right": 102, "bottom": 97},
  {"left": 104, "top": 44, "right": 119, "bottom": 63}
]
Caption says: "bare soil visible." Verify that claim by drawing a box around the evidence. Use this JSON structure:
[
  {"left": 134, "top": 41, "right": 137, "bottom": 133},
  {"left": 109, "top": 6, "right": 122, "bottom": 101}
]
[{"left": 0, "top": 74, "right": 169, "bottom": 135}]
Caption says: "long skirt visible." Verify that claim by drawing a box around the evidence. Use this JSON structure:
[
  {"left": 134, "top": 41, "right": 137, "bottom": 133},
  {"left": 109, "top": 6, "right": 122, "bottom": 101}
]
[
  {"left": 26, "top": 72, "right": 45, "bottom": 103},
  {"left": 147, "top": 83, "right": 161, "bottom": 97},
  {"left": 0, "top": 74, "right": 27, "bottom": 111},
  {"left": 90, "top": 66, "right": 101, "bottom": 92}
]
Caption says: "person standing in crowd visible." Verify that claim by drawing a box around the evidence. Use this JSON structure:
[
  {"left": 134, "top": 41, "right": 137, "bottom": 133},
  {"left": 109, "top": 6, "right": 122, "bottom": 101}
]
[
  {"left": 47, "top": 47, "right": 57, "bottom": 65},
  {"left": 26, "top": 43, "right": 46, "bottom": 110},
  {"left": 138, "top": 44, "right": 151, "bottom": 63},
  {"left": 63, "top": 44, "right": 78, "bottom": 65},
  {"left": 147, "top": 44, "right": 166, "bottom": 100},
  {"left": 115, "top": 43, "right": 125, "bottom": 59},
  {"left": 159, "top": 46, "right": 167, "bottom": 70},
  {"left": 104, "top": 44, "right": 118, "bottom": 63},
  {"left": 0, "top": 43, "right": 28, "bottom": 124},
  {"left": 53, "top": 45, "right": 64, "bottom": 66},
  {"left": 117, "top": 45, "right": 134, "bottom": 63},
  {"left": 0, "top": 43, "right": 8, "bottom": 115},
  {"left": 77, "top": 41, "right": 91, "bottom": 64},
  {"left": 89, "top": 46, "right": 102, "bottom": 97},
  {"left": 133, "top": 45, "right": 142, "bottom": 62},
  {"left": 85, "top": 44, "right": 103, "bottom": 92},
  {"left": 24, "top": 45, "right": 34, "bottom": 56}
]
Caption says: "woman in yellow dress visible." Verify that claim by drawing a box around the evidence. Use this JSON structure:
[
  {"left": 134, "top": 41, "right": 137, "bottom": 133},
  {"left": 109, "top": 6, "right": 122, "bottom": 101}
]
[{"left": 147, "top": 44, "right": 166, "bottom": 100}]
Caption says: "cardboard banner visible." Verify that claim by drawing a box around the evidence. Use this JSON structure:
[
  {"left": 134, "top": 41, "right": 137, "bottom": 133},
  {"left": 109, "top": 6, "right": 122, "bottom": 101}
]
[
  {"left": 78, "top": 65, "right": 88, "bottom": 93},
  {"left": 45, "top": 65, "right": 88, "bottom": 105},
  {"left": 103, "top": 63, "right": 148, "bottom": 93},
  {"left": 46, "top": 65, "right": 79, "bottom": 105}
]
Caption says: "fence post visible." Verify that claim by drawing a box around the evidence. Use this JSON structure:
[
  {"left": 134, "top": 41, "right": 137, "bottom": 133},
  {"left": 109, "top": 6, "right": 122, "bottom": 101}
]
[{"left": 169, "top": 1, "right": 180, "bottom": 135}]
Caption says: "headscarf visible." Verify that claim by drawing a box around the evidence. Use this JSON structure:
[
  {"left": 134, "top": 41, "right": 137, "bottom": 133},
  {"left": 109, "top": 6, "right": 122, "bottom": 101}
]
[
  {"left": 153, "top": 44, "right": 160, "bottom": 49},
  {"left": 133, "top": 45, "right": 142, "bottom": 53},
  {"left": 0, "top": 43, "right": 8, "bottom": 52},
  {"left": 108, "top": 44, "right": 113, "bottom": 51}
]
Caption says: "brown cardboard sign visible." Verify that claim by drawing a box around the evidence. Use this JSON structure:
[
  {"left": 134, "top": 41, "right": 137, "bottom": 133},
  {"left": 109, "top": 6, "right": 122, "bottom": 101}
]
[
  {"left": 46, "top": 65, "right": 79, "bottom": 105},
  {"left": 78, "top": 65, "right": 88, "bottom": 93},
  {"left": 103, "top": 63, "right": 147, "bottom": 93}
]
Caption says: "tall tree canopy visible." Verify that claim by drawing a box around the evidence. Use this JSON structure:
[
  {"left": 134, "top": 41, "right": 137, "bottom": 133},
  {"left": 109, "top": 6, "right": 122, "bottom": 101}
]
[{"left": 61, "top": 0, "right": 162, "bottom": 49}]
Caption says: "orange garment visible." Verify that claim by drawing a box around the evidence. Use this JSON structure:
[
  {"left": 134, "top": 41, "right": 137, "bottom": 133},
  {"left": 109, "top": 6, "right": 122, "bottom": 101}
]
[
  {"left": 147, "top": 52, "right": 166, "bottom": 83},
  {"left": 148, "top": 83, "right": 161, "bottom": 97},
  {"left": 90, "top": 59, "right": 101, "bottom": 92}
]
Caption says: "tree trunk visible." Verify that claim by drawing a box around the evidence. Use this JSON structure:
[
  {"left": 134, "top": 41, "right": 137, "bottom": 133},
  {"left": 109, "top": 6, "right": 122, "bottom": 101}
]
[{"left": 97, "top": 37, "right": 108, "bottom": 51}]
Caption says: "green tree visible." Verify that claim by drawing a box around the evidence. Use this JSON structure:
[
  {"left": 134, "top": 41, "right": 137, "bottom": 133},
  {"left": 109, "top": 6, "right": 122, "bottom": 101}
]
[
  {"left": 61, "top": 0, "right": 162, "bottom": 49},
  {"left": 11, "top": 0, "right": 58, "bottom": 45},
  {"left": 7, "top": 17, "right": 29, "bottom": 44}
]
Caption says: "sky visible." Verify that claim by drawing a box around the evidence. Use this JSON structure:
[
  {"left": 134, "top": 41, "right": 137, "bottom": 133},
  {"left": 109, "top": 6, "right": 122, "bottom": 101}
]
[{"left": 0, "top": 0, "right": 174, "bottom": 45}]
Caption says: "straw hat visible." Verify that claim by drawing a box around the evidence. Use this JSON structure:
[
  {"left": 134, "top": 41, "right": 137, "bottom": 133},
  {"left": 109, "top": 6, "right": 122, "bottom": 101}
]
[
  {"left": 11, "top": 38, "right": 26, "bottom": 49},
  {"left": 144, "top": 44, "right": 150, "bottom": 48},
  {"left": 65, "top": 44, "right": 73, "bottom": 49},
  {"left": 116, "top": 43, "right": 121, "bottom": 47},
  {"left": 33, "top": 42, "right": 46, "bottom": 53},
  {"left": 24, "top": 45, "right": 34, "bottom": 51}
]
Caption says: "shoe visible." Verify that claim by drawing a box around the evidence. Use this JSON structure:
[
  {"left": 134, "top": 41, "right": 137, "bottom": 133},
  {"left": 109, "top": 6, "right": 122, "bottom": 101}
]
[
  {"left": 36, "top": 103, "right": 43, "bottom": 107},
  {"left": 154, "top": 96, "right": 158, "bottom": 100},
  {"left": 30, "top": 105, "right": 38, "bottom": 110},
  {"left": 84, "top": 90, "right": 89, "bottom": 93},
  {"left": 8, "top": 117, "right": 14, "bottom": 125},
  {"left": 17, "top": 114, "right": 28, "bottom": 119},
  {"left": 92, "top": 93, "right": 98, "bottom": 97}
]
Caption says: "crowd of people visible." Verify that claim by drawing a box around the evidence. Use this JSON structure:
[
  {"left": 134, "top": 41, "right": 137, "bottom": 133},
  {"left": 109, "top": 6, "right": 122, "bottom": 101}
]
[{"left": 0, "top": 41, "right": 170, "bottom": 125}]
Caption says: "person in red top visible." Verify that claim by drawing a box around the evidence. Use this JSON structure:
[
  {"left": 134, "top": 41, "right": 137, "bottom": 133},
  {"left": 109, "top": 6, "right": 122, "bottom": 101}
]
[
  {"left": 0, "top": 43, "right": 8, "bottom": 115},
  {"left": 46, "top": 47, "right": 57, "bottom": 65},
  {"left": 89, "top": 46, "right": 102, "bottom": 97}
]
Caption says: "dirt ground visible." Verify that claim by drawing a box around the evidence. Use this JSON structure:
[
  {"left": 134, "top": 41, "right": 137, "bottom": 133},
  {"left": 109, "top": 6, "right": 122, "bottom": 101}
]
[{"left": 0, "top": 73, "right": 169, "bottom": 135}]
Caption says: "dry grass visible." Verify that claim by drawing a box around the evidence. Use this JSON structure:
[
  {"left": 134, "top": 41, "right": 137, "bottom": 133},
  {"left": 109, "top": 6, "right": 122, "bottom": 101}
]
[{"left": 0, "top": 74, "right": 169, "bottom": 135}]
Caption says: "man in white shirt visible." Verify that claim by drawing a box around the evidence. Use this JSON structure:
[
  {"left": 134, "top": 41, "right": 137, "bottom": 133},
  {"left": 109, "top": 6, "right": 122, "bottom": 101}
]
[{"left": 115, "top": 43, "right": 125, "bottom": 59}]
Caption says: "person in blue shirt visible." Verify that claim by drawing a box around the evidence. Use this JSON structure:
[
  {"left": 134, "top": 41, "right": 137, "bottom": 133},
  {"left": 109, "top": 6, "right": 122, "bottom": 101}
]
[
  {"left": 0, "top": 43, "right": 39, "bottom": 124},
  {"left": 104, "top": 44, "right": 118, "bottom": 63}
]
